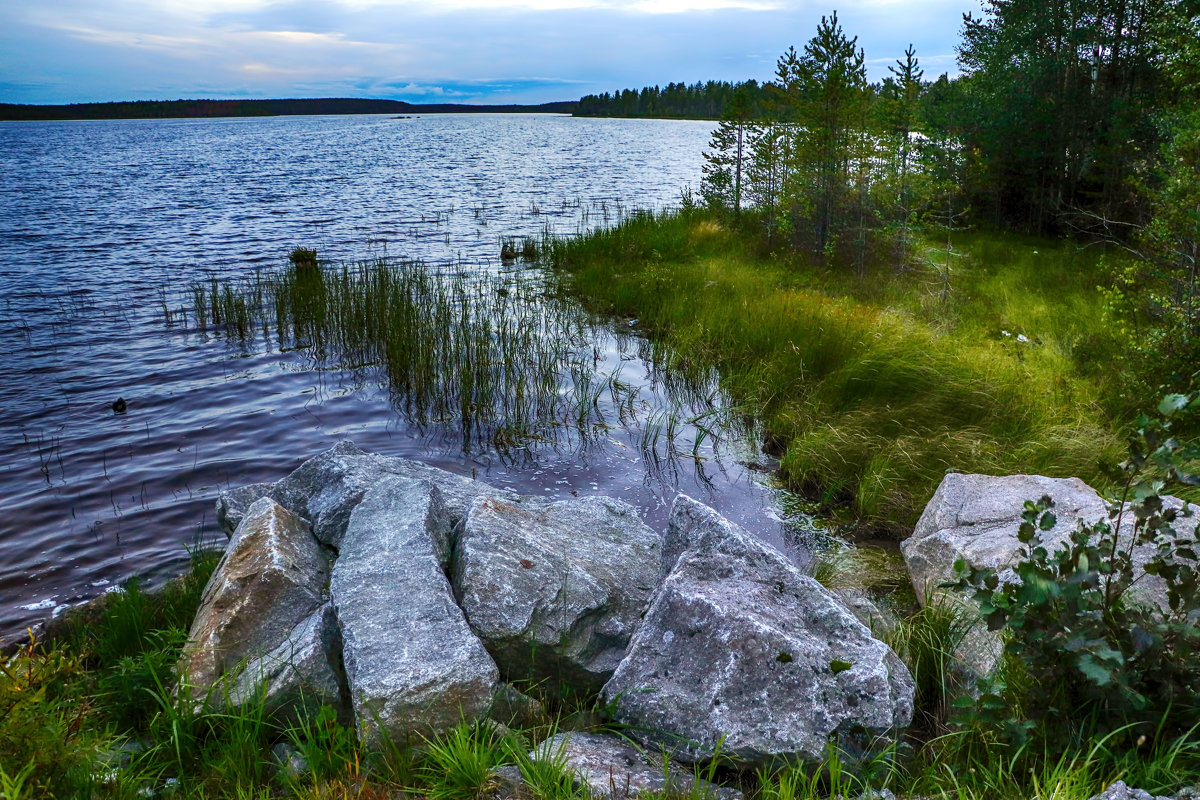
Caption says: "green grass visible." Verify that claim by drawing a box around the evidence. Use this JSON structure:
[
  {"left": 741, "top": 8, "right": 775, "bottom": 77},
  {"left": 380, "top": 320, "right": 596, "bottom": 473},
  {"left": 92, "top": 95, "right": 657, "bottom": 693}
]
[
  {"left": 884, "top": 592, "right": 977, "bottom": 731},
  {"left": 546, "top": 210, "right": 1141, "bottom": 534}
]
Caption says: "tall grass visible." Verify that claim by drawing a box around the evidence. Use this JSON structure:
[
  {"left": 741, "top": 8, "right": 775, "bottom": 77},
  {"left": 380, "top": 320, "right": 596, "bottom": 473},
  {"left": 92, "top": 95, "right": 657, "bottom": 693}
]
[
  {"left": 189, "top": 255, "right": 618, "bottom": 453},
  {"left": 547, "top": 210, "right": 1131, "bottom": 533},
  {"left": 885, "top": 592, "right": 977, "bottom": 730},
  {"left": 419, "top": 721, "right": 508, "bottom": 800},
  {"left": 183, "top": 250, "right": 736, "bottom": 461}
]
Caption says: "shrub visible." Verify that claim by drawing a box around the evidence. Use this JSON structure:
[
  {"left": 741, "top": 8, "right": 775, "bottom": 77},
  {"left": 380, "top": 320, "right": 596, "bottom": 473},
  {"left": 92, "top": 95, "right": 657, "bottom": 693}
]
[{"left": 951, "top": 393, "right": 1200, "bottom": 748}]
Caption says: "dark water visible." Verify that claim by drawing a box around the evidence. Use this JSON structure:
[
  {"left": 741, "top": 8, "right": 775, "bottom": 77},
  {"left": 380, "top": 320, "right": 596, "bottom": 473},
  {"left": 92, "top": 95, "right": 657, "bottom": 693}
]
[{"left": 0, "top": 113, "right": 811, "bottom": 644}]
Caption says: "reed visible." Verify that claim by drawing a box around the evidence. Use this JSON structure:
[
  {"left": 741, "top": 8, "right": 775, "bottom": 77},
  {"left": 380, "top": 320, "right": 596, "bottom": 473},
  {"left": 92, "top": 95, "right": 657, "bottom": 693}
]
[{"left": 181, "top": 249, "right": 728, "bottom": 459}]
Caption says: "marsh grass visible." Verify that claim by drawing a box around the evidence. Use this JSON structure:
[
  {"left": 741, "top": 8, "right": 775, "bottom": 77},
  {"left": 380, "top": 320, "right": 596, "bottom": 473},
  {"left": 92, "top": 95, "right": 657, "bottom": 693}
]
[
  {"left": 757, "top": 746, "right": 870, "bottom": 800},
  {"left": 507, "top": 731, "right": 586, "bottom": 800},
  {"left": 885, "top": 593, "right": 977, "bottom": 730},
  {"left": 547, "top": 210, "right": 1135, "bottom": 534},
  {"left": 188, "top": 254, "right": 611, "bottom": 453},
  {"left": 419, "top": 721, "right": 509, "bottom": 800},
  {"left": 285, "top": 705, "right": 362, "bottom": 786},
  {"left": 181, "top": 249, "right": 740, "bottom": 466},
  {"left": 909, "top": 721, "right": 1200, "bottom": 800}
]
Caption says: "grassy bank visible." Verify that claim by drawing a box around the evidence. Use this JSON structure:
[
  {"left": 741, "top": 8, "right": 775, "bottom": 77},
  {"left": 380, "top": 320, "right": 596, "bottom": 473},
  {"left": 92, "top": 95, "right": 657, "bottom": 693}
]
[{"left": 545, "top": 210, "right": 1141, "bottom": 535}]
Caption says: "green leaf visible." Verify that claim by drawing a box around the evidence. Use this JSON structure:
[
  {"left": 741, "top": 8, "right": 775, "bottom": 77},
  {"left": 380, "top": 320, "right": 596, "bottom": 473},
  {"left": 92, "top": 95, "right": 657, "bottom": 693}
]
[
  {"left": 1158, "top": 394, "right": 1191, "bottom": 417},
  {"left": 1039, "top": 512, "right": 1057, "bottom": 531},
  {"left": 1077, "top": 654, "right": 1114, "bottom": 687}
]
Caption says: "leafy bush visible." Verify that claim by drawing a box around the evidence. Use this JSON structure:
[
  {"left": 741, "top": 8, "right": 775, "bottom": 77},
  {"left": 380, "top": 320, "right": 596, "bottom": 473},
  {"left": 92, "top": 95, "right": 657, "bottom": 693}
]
[
  {"left": 951, "top": 393, "right": 1200, "bottom": 746},
  {"left": 0, "top": 636, "right": 92, "bottom": 799}
]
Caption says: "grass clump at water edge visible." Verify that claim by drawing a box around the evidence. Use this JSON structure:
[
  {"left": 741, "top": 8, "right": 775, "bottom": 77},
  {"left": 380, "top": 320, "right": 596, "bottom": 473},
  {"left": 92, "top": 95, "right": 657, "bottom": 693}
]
[
  {"left": 185, "top": 252, "right": 635, "bottom": 456},
  {"left": 179, "top": 248, "right": 745, "bottom": 470}
]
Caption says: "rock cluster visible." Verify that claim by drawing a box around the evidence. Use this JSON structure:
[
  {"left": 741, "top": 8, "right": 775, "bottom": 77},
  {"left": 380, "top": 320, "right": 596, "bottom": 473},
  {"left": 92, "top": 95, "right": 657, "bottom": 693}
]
[
  {"left": 183, "top": 448, "right": 1200, "bottom": 795},
  {"left": 182, "top": 441, "right": 914, "bottom": 771}
]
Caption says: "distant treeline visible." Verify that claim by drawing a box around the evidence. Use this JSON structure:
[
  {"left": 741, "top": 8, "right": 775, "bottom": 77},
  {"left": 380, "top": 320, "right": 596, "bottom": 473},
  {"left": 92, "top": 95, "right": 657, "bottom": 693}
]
[
  {"left": 574, "top": 81, "right": 772, "bottom": 120},
  {"left": 0, "top": 97, "right": 578, "bottom": 121},
  {"left": 572, "top": 77, "right": 965, "bottom": 127}
]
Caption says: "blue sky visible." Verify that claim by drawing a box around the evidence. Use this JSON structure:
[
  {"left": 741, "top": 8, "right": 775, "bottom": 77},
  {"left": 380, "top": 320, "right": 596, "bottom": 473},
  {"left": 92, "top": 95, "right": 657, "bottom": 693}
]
[{"left": 0, "top": 0, "right": 985, "bottom": 105}]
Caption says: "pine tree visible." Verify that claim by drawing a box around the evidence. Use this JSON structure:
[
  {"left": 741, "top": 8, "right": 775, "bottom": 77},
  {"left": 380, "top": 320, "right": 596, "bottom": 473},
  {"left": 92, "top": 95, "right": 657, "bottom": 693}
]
[
  {"left": 700, "top": 85, "right": 756, "bottom": 213},
  {"left": 776, "top": 12, "right": 869, "bottom": 260},
  {"left": 700, "top": 121, "right": 744, "bottom": 213},
  {"left": 886, "top": 44, "right": 923, "bottom": 187}
]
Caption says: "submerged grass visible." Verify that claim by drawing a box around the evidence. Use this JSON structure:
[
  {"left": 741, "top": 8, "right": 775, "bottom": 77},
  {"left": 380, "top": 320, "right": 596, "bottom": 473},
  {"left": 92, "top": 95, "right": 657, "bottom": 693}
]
[
  {"left": 546, "top": 210, "right": 1134, "bottom": 534},
  {"left": 181, "top": 248, "right": 745, "bottom": 468},
  {"left": 187, "top": 254, "right": 656, "bottom": 456}
]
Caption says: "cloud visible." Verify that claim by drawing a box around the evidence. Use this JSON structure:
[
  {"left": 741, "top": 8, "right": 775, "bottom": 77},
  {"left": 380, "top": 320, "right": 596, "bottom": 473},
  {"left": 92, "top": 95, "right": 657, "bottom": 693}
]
[
  {"left": 388, "top": 82, "right": 451, "bottom": 96},
  {"left": 0, "top": 0, "right": 984, "bottom": 104},
  {"left": 630, "top": 0, "right": 780, "bottom": 12}
]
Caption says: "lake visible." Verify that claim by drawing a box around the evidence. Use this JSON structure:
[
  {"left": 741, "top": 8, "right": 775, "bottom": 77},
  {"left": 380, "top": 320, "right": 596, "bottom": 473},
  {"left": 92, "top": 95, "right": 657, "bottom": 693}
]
[{"left": 0, "top": 112, "right": 813, "bottom": 644}]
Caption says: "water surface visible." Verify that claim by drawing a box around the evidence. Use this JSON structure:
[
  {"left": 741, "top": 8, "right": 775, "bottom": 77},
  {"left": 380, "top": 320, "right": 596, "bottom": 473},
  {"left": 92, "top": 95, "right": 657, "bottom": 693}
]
[{"left": 0, "top": 113, "right": 810, "bottom": 643}]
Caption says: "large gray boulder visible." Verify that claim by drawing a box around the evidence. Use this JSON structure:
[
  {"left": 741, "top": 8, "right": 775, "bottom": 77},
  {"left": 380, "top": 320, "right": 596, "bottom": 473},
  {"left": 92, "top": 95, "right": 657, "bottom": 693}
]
[
  {"left": 225, "top": 603, "right": 347, "bottom": 722},
  {"left": 216, "top": 482, "right": 276, "bottom": 535},
  {"left": 271, "top": 440, "right": 504, "bottom": 551},
  {"left": 178, "top": 498, "right": 329, "bottom": 701},
  {"left": 603, "top": 495, "right": 914, "bottom": 766},
  {"left": 901, "top": 473, "right": 1197, "bottom": 613},
  {"left": 331, "top": 476, "right": 498, "bottom": 746},
  {"left": 660, "top": 491, "right": 745, "bottom": 582},
  {"left": 455, "top": 495, "right": 661, "bottom": 691},
  {"left": 902, "top": 474, "right": 1106, "bottom": 605},
  {"left": 1087, "top": 781, "right": 1174, "bottom": 800},
  {"left": 532, "top": 732, "right": 741, "bottom": 799}
]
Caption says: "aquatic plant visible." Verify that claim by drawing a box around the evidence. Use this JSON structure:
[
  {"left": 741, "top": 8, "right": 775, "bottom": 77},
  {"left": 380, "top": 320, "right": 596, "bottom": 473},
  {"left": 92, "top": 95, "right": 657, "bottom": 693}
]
[{"left": 180, "top": 253, "right": 731, "bottom": 461}]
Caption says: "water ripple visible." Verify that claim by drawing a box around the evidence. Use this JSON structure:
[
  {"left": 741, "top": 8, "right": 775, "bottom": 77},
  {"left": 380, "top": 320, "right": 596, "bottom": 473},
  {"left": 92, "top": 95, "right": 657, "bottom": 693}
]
[{"left": 0, "top": 113, "right": 810, "bottom": 643}]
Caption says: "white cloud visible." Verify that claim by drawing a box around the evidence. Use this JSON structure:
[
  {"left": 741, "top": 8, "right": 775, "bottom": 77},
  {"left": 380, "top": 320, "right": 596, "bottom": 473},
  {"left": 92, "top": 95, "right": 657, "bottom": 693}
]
[
  {"left": 336, "top": 0, "right": 778, "bottom": 10},
  {"left": 630, "top": 0, "right": 780, "bottom": 11},
  {"left": 392, "top": 82, "right": 447, "bottom": 95},
  {"left": 0, "top": 0, "right": 982, "bottom": 104}
]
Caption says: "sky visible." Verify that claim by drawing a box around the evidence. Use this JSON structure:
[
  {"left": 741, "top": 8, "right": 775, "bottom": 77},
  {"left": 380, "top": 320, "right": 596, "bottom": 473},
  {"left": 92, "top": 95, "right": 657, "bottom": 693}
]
[{"left": 0, "top": 0, "right": 986, "bottom": 106}]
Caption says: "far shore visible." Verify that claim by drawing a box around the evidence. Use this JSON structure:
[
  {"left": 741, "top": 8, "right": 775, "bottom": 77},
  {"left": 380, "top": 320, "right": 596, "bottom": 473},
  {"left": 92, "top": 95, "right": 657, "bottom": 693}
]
[{"left": 0, "top": 97, "right": 579, "bottom": 122}]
